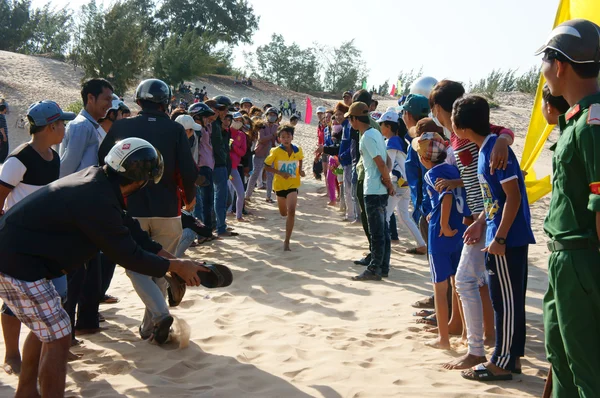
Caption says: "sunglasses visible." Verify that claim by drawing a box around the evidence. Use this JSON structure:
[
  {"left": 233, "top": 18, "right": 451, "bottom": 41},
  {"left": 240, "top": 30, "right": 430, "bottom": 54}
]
[{"left": 543, "top": 49, "right": 567, "bottom": 63}]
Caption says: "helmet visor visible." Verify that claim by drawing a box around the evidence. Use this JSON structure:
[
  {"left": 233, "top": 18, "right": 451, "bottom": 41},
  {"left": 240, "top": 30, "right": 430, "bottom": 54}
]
[{"left": 152, "top": 150, "right": 164, "bottom": 184}]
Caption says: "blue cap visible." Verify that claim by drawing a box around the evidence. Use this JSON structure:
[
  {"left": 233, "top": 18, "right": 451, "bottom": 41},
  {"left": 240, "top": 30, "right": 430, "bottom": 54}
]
[
  {"left": 232, "top": 111, "right": 243, "bottom": 119},
  {"left": 27, "top": 101, "right": 76, "bottom": 127},
  {"left": 399, "top": 94, "right": 430, "bottom": 118}
]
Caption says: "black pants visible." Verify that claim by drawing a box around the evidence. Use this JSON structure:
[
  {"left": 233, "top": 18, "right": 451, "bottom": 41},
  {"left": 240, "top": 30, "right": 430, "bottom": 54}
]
[
  {"left": 100, "top": 253, "right": 116, "bottom": 298},
  {"left": 356, "top": 179, "right": 371, "bottom": 250},
  {"left": 66, "top": 253, "right": 101, "bottom": 337},
  {"left": 0, "top": 140, "right": 8, "bottom": 164}
]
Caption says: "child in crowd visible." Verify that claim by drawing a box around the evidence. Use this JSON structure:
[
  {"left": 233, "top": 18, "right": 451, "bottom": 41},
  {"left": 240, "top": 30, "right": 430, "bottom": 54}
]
[
  {"left": 327, "top": 154, "right": 340, "bottom": 206},
  {"left": 413, "top": 132, "right": 469, "bottom": 349},
  {"left": 264, "top": 124, "right": 305, "bottom": 251},
  {"left": 0, "top": 100, "right": 76, "bottom": 373},
  {"left": 376, "top": 111, "right": 427, "bottom": 254},
  {"left": 541, "top": 83, "right": 570, "bottom": 126},
  {"left": 453, "top": 95, "right": 535, "bottom": 382},
  {"left": 229, "top": 112, "right": 248, "bottom": 222}
]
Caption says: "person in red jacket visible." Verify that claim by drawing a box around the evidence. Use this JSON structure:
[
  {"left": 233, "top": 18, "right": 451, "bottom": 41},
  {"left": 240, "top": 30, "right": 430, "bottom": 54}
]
[{"left": 229, "top": 112, "right": 248, "bottom": 221}]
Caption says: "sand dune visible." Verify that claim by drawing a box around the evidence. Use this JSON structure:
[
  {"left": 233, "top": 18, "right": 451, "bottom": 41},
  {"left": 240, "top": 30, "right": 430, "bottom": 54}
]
[{"left": 0, "top": 51, "right": 551, "bottom": 397}]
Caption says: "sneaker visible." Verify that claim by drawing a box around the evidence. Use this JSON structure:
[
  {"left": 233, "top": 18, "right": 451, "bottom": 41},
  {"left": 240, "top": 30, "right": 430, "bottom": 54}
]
[{"left": 351, "top": 270, "right": 382, "bottom": 281}]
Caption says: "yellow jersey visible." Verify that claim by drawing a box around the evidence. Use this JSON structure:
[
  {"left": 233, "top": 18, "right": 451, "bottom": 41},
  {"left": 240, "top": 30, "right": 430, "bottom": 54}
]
[{"left": 265, "top": 144, "right": 304, "bottom": 192}]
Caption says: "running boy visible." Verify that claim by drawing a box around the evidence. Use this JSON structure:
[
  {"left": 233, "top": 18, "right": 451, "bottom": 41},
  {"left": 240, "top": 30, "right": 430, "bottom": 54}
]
[
  {"left": 264, "top": 124, "right": 305, "bottom": 251},
  {"left": 413, "top": 132, "right": 469, "bottom": 349},
  {"left": 453, "top": 95, "right": 535, "bottom": 382}
]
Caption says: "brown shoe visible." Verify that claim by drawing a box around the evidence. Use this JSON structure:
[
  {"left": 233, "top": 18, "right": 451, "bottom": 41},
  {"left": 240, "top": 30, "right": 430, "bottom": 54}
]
[{"left": 165, "top": 273, "right": 186, "bottom": 307}]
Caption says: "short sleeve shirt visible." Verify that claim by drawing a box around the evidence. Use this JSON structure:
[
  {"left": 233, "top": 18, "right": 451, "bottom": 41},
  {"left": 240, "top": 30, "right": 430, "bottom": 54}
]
[
  {"left": 360, "top": 128, "right": 387, "bottom": 195},
  {"left": 265, "top": 144, "right": 304, "bottom": 192},
  {"left": 478, "top": 134, "right": 535, "bottom": 247},
  {"left": 424, "top": 163, "right": 469, "bottom": 253},
  {"left": 0, "top": 144, "right": 60, "bottom": 211}
]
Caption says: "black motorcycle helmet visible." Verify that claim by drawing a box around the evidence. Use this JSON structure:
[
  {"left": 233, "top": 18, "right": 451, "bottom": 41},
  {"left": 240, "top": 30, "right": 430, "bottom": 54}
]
[
  {"left": 188, "top": 102, "right": 215, "bottom": 118},
  {"left": 135, "top": 79, "right": 171, "bottom": 106},
  {"left": 213, "top": 95, "right": 233, "bottom": 110},
  {"left": 104, "top": 138, "right": 164, "bottom": 185}
]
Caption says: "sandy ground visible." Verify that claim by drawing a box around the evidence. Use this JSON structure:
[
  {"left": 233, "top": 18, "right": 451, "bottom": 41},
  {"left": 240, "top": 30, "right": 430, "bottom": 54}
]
[{"left": 0, "top": 51, "right": 552, "bottom": 397}]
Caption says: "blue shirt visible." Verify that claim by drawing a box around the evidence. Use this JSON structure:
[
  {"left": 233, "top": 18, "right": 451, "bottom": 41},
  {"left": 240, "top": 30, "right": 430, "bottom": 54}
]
[
  {"left": 424, "top": 163, "right": 470, "bottom": 253},
  {"left": 405, "top": 134, "right": 432, "bottom": 216},
  {"left": 360, "top": 128, "right": 387, "bottom": 195},
  {"left": 338, "top": 120, "right": 352, "bottom": 166},
  {"left": 59, "top": 109, "right": 101, "bottom": 177},
  {"left": 478, "top": 135, "right": 535, "bottom": 247}
]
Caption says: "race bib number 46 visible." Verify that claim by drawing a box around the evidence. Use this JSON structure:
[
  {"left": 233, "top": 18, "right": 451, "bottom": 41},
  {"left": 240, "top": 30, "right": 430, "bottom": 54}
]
[{"left": 278, "top": 160, "right": 298, "bottom": 175}]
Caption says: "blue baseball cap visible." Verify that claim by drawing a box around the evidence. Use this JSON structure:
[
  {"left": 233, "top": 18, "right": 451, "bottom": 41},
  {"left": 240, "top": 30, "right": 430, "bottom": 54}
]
[
  {"left": 27, "top": 100, "right": 76, "bottom": 127},
  {"left": 399, "top": 94, "right": 430, "bottom": 118}
]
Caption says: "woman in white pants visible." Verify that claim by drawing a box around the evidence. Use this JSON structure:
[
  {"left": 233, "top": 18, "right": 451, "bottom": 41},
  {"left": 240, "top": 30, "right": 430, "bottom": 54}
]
[{"left": 376, "top": 111, "right": 427, "bottom": 253}]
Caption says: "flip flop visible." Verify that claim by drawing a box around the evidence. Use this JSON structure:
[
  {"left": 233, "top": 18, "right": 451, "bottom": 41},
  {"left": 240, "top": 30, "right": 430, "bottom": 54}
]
[
  {"left": 405, "top": 247, "right": 426, "bottom": 255},
  {"left": 100, "top": 294, "right": 119, "bottom": 304},
  {"left": 461, "top": 363, "right": 513, "bottom": 382},
  {"left": 416, "top": 314, "right": 437, "bottom": 326},
  {"left": 413, "top": 309, "right": 435, "bottom": 317},
  {"left": 197, "top": 263, "right": 233, "bottom": 288},
  {"left": 411, "top": 296, "right": 435, "bottom": 309}
]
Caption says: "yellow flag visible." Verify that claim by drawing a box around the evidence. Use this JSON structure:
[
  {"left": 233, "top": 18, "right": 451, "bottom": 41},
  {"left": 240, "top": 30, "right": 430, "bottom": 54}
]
[{"left": 522, "top": 0, "right": 600, "bottom": 203}]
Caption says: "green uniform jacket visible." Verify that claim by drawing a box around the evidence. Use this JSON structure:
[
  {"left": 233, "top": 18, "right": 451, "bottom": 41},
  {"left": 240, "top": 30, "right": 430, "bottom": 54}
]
[{"left": 544, "top": 92, "right": 600, "bottom": 241}]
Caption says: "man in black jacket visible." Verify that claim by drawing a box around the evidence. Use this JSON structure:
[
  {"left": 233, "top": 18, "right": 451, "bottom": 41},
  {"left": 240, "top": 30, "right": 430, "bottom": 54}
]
[
  {"left": 0, "top": 138, "right": 205, "bottom": 398},
  {"left": 98, "top": 79, "right": 198, "bottom": 335}
]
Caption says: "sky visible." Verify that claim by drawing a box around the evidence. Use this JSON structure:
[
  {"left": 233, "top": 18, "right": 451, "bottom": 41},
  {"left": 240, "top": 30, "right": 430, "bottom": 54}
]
[{"left": 33, "top": 0, "right": 560, "bottom": 88}]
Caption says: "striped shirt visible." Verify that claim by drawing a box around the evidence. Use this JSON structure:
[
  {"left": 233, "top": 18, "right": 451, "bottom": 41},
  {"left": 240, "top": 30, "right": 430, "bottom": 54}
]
[{"left": 450, "top": 124, "right": 514, "bottom": 215}]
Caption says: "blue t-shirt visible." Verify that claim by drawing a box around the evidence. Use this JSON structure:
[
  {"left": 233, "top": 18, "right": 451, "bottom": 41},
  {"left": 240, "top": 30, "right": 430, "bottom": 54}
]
[
  {"left": 360, "top": 128, "right": 388, "bottom": 195},
  {"left": 424, "top": 163, "right": 470, "bottom": 253},
  {"left": 478, "top": 135, "right": 536, "bottom": 247},
  {"left": 405, "top": 134, "right": 432, "bottom": 216}
]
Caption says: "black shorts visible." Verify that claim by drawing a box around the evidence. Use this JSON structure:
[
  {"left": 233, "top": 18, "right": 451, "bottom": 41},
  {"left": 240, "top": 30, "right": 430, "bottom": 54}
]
[{"left": 276, "top": 188, "right": 298, "bottom": 198}]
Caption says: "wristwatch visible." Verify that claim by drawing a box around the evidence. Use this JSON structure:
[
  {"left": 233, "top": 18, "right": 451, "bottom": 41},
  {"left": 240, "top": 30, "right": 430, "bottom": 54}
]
[{"left": 495, "top": 237, "right": 507, "bottom": 245}]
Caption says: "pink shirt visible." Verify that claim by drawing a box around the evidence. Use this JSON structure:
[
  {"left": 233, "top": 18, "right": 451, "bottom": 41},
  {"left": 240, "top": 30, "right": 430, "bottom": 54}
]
[
  {"left": 229, "top": 128, "right": 247, "bottom": 169},
  {"left": 254, "top": 123, "right": 278, "bottom": 158}
]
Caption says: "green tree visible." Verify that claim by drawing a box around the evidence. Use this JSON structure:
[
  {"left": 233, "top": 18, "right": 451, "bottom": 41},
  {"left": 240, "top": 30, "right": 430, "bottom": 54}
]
[
  {"left": 516, "top": 66, "right": 540, "bottom": 94},
  {"left": 152, "top": 30, "right": 215, "bottom": 89},
  {"left": 75, "top": 0, "right": 148, "bottom": 95},
  {"left": 24, "top": 4, "right": 72, "bottom": 57},
  {"left": 0, "top": 0, "right": 33, "bottom": 52},
  {"left": 379, "top": 80, "right": 390, "bottom": 96},
  {"left": 255, "top": 34, "right": 291, "bottom": 86},
  {"left": 397, "top": 68, "right": 423, "bottom": 96},
  {"left": 155, "top": 0, "right": 258, "bottom": 45},
  {"left": 323, "top": 40, "right": 367, "bottom": 92},
  {"left": 288, "top": 46, "right": 322, "bottom": 92}
]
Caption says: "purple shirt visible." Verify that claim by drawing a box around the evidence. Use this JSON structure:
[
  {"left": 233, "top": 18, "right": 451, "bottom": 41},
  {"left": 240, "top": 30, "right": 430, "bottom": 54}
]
[
  {"left": 254, "top": 123, "right": 278, "bottom": 158},
  {"left": 197, "top": 124, "right": 214, "bottom": 170}
]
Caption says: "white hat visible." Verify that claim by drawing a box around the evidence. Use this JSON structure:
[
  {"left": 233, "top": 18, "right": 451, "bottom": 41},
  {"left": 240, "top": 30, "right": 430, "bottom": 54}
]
[
  {"left": 175, "top": 114, "right": 202, "bottom": 131},
  {"left": 375, "top": 110, "right": 399, "bottom": 124},
  {"left": 386, "top": 106, "right": 396, "bottom": 112},
  {"left": 316, "top": 106, "right": 326, "bottom": 114}
]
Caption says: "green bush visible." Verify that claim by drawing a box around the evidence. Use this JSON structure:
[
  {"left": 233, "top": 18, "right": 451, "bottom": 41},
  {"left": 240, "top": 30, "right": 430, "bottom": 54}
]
[
  {"left": 65, "top": 100, "right": 83, "bottom": 115},
  {"left": 470, "top": 69, "right": 517, "bottom": 99},
  {"left": 516, "top": 66, "right": 540, "bottom": 94}
]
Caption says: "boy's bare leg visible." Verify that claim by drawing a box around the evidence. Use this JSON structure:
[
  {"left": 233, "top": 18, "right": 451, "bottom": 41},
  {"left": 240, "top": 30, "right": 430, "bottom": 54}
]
[
  {"left": 38, "top": 335, "right": 70, "bottom": 398},
  {"left": 448, "top": 279, "right": 463, "bottom": 336},
  {"left": 426, "top": 279, "right": 451, "bottom": 349},
  {"left": 283, "top": 192, "right": 298, "bottom": 251},
  {"left": 276, "top": 196, "right": 287, "bottom": 217},
  {"left": 2, "top": 314, "right": 22, "bottom": 374},
  {"left": 15, "top": 332, "right": 42, "bottom": 398},
  {"left": 480, "top": 284, "right": 495, "bottom": 346}
]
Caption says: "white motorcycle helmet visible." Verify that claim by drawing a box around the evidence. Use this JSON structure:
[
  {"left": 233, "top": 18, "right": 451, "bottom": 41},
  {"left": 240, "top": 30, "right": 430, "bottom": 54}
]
[
  {"left": 104, "top": 137, "right": 164, "bottom": 185},
  {"left": 410, "top": 76, "right": 439, "bottom": 97}
]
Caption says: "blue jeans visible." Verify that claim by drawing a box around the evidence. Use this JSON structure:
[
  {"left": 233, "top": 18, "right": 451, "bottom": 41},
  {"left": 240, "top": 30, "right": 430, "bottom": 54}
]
[
  {"left": 175, "top": 228, "right": 197, "bottom": 258},
  {"left": 126, "top": 270, "right": 170, "bottom": 338},
  {"left": 246, "top": 155, "right": 273, "bottom": 200},
  {"left": 213, "top": 166, "right": 229, "bottom": 235},
  {"left": 230, "top": 168, "right": 245, "bottom": 219},
  {"left": 194, "top": 166, "right": 213, "bottom": 230},
  {"left": 365, "top": 194, "right": 391, "bottom": 276}
]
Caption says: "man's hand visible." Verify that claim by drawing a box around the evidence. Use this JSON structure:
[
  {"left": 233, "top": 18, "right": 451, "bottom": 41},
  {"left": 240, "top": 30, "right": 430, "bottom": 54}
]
[
  {"left": 184, "top": 197, "right": 196, "bottom": 212},
  {"left": 382, "top": 178, "right": 395, "bottom": 196},
  {"left": 435, "top": 178, "right": 461, "bottom": 193},
  {"left": 463, "top": 220, "right": 484, "bottom": 245},
  {"left": 483, "top": 240, "right": 505, "bottom": 256},
  {"left": 299, "top": 170, "right": 306, "bottom": 177},
  {"left": 490, "top": 137, "right": 509, "bottom": 175},
  {"left": 440, "top": 224, "right": 458, "bottom": 238},
  {"left": 280, "top": 172, "right": 292, "bottom": 179},
  {"left": 170, "top": 259, "right": 209, "bottom": 287}
]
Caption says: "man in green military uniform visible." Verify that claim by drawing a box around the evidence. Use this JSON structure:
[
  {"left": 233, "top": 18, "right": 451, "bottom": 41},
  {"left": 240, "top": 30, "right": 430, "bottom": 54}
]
[{"left": 536, "top": 19, "right": 600, "bottom": 397}]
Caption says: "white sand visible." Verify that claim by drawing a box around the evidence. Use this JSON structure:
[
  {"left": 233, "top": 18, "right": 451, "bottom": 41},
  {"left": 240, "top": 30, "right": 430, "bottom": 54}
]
[{"left": 0, "top": 51, "right": 551, "bottom": 397}]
